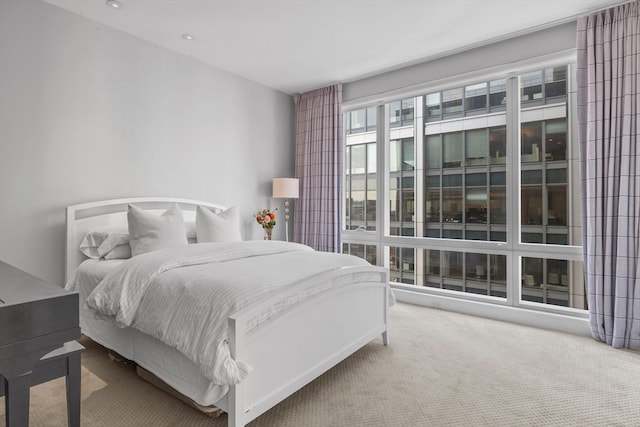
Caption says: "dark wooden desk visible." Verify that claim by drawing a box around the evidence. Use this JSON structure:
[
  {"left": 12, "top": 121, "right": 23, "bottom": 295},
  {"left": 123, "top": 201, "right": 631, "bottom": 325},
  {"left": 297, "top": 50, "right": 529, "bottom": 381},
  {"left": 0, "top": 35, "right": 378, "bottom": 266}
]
[{"left": 0, "top": 261, "right": 81, "bottom": 426}]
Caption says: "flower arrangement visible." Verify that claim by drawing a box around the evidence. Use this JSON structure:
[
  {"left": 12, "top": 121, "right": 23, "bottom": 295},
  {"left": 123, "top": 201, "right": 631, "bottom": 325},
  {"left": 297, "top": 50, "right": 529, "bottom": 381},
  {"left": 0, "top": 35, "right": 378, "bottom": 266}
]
[{"left": 255, "top": 208, "right": 277, "bottom": 240}]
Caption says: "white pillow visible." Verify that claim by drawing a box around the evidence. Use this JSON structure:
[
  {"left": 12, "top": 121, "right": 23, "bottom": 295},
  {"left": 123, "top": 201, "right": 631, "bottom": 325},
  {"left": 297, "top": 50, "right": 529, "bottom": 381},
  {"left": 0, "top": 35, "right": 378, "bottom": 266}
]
[
  {"left": 104, "top": 243, "right": 132, "bottom": 260},
  {"left": 127, "top": 203, "right": 188, "bottom": 256},
  {"left": 79, "top": 226, "right": 129, "bottom": 259},
  {"left": 196, "top": 205, "right": 242, "bottom": 243}
]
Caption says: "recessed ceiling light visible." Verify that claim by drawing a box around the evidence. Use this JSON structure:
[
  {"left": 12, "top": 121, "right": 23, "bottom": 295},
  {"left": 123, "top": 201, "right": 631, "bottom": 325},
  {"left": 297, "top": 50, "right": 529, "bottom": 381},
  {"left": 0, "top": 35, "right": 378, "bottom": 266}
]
[
  {"left": 106, "top": 0, "right": 122, "bottom": 9},
  {"left": 182, "top": 34, "right": 195, "bottom": 41}
]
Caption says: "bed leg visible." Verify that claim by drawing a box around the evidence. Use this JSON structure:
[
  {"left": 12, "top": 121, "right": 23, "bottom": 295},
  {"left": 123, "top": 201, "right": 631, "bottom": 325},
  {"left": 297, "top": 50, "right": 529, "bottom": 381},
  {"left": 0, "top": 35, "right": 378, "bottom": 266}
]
[
  {"left": 228, "top": 412, "right": 243, "bottom": 427},
  {"left": 227, "top": 384, "right": 244, "bottom": 427},
  {"left": 382, "top": 329, "right": 389, "bottom": 346}
]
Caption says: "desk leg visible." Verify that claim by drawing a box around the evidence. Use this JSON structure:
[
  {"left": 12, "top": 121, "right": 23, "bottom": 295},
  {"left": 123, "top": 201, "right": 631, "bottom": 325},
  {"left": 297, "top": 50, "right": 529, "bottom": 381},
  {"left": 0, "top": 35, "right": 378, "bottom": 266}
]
[
  {"left": 5, "top": 373, "right": 31, "bottom": 427},
  {"left": 65, "top": 352, "right": 81, "bottom": 427}
]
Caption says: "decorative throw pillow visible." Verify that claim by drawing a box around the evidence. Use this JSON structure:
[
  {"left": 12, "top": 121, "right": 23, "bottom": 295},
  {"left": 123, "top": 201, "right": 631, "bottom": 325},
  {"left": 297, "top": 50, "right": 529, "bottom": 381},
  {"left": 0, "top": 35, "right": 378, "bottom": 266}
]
[
  {"left": 127, "top": 203, "right": 188, "bottom": 256},
  {"left": 79, "top": 226, "right": 129, "bottom": 259},
  {"left": 196, "top": 205, "right": 242, "bottom": 243}
]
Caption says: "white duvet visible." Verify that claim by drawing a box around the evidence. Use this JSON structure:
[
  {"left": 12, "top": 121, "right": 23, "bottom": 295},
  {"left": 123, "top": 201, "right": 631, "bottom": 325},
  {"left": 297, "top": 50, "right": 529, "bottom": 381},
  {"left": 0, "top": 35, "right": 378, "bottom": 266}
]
[{"left": 82, "top": 240, "right": 376, "bottom": 386}]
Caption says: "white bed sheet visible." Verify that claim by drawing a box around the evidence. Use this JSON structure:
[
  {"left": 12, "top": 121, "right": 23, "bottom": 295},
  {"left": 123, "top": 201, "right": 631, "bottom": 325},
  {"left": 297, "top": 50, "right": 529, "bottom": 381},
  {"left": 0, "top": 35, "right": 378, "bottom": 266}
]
[{"left": 69, "top": 259, "right": 228, "bottom": 407}]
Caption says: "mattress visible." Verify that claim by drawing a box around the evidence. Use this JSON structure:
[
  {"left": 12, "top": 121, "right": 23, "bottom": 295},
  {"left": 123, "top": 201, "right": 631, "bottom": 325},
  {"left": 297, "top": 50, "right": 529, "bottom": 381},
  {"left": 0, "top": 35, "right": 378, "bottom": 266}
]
[{"left": 70, "top": 259, "right": 228, "bottom": 408}]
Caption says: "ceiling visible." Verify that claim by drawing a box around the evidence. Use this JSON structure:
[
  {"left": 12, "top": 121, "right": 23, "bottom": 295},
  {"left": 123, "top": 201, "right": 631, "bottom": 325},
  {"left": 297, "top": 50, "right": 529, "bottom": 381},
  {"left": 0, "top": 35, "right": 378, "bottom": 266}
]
[{"left": 41, "top": 0, "right": 625, "bottom": 95}]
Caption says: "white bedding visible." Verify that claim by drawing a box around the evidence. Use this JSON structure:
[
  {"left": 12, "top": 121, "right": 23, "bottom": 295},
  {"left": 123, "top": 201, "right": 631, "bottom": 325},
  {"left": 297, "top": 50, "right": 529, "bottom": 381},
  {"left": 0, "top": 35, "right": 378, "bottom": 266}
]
[
  {"left": 67, "top": 260, "right": 227, "bottom": 406},
  {"left": 70, "top": 240, "right": 375, "bottom": 386}
]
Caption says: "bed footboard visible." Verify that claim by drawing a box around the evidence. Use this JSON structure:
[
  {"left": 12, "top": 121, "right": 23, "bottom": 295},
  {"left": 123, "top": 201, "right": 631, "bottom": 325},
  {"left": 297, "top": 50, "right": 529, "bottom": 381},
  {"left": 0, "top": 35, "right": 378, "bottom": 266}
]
[{"left": 226, "top": 266, "right": 389, "bottom": 427}]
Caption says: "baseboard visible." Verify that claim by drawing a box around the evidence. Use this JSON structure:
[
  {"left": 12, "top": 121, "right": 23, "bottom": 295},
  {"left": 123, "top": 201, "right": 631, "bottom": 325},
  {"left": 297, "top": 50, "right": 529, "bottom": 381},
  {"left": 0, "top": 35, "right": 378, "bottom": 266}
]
[{"left": 393, "top": 288, "right": 591, "bottom": 337}]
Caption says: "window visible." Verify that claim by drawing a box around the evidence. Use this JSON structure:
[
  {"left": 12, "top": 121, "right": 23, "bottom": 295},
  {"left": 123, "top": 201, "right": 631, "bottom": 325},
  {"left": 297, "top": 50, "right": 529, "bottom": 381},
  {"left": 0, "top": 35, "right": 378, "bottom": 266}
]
[
  {"left": 342, "top": 243, "right": 377, "bottom": 265},
  {"left": 522, "top": 257, "right": 585, "bottom": 308},
  {"left": 390, "top": 137, "right": 416, "bottom": 236},
  {"left": 521, "top": 67, "right": 568, "bottom": 105},
  {"left": 389, "top": 246, "right": 415, "bottom": 284},
  {"left": 489, "top": 79, "right": 507, "bottom": 109},
  {"left": 343, "top": 64, "right": 585, "bottom": 317},
  {"left": 465, "top": 83, "right": 487, "bottom": 112},
  {"left": 442, "top": 88, "right": 463, "bottom": 116},
  {"left": 345, "top": 107, "right": 377, "bottom": 231},
  {"left": 390, "top": 98, "right": 415, "bottom": 128},
  {"left": 427, "top": 79, "right": 507, "bottom": 121},
  {"left": 420, "top": 249, "right": 508, "bottom": 297},
  {"left": 346, "top": 107, "right": 376, "bottom": 134}
]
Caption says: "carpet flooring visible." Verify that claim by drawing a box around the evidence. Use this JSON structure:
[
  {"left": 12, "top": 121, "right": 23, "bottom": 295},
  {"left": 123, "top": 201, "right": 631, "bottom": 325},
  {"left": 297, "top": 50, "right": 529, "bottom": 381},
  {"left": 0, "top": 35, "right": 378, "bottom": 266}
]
[{"left": 2, "top": 302, "right": 639, "bottom": 426}]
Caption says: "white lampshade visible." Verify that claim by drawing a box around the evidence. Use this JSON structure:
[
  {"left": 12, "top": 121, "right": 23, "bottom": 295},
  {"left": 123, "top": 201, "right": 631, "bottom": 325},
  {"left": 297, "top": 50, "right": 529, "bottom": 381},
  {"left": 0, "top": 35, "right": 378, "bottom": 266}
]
[{"left": 272, "top": 178, "right": 299, "bottom": 199}]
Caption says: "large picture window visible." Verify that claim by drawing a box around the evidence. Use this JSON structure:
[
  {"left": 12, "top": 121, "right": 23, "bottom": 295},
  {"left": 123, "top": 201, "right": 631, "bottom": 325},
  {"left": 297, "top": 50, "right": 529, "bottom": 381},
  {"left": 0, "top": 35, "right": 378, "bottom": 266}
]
[
  {"left": 343, "top": 64, "right": 585, "bottom": 316},
  {"left": 345, "top": 107, "right": 377, "bottom": 231}
]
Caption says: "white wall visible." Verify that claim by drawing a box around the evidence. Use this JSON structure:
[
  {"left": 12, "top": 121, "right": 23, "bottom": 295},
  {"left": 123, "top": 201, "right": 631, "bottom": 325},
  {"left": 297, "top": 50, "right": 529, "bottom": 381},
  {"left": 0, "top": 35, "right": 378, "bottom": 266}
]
[{"left": 0, "top": 0, "right": 294, "bottom": 285}]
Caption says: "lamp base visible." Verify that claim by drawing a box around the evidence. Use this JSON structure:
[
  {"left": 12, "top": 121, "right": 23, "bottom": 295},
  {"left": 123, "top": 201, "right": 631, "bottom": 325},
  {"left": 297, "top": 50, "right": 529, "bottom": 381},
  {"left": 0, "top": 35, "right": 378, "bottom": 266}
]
[{"left": 284, "top": 199, "right": 290, "bottom": 242}]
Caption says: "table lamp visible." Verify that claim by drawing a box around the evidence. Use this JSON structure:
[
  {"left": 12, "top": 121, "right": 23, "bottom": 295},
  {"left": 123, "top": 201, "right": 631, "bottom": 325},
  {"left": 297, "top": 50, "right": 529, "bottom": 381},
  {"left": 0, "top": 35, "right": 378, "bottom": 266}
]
[{"left": 272, "top": 178, "right": 299, "bottom": 242}]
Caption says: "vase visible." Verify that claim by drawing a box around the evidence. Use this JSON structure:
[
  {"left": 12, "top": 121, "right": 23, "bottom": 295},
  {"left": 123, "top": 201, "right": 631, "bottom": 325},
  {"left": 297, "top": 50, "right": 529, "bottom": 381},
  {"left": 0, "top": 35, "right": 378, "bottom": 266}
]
[{"left": 263, "top": 228, "right": 273, "bottom": 240}]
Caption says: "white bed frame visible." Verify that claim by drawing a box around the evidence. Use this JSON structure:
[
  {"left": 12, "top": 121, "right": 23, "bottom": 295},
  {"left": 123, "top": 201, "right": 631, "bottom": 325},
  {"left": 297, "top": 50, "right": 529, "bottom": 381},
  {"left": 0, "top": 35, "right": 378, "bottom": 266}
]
[{"left": 65, "top": 197, "right": 390, "bottom": 427}]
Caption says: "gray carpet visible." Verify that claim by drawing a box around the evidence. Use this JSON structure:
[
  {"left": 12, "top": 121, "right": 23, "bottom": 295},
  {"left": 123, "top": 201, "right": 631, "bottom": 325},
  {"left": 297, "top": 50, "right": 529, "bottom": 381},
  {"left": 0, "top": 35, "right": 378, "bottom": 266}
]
[{"left": 2, "top": 302, "right": 640, "bottom": 426}]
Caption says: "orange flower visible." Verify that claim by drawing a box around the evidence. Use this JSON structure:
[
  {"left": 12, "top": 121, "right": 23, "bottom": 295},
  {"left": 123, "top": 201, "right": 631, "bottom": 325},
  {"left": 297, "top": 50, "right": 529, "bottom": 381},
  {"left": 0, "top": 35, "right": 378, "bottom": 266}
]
[{"left": 255, "top": 208, "right": 277, "bottom": 229}]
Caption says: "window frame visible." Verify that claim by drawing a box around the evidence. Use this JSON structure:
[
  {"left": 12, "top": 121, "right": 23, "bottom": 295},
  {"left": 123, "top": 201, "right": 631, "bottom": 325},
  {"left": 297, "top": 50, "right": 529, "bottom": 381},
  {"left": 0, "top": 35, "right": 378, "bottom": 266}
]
[{"left": 342, "top": 59, "right": 586, "bottom": 319}]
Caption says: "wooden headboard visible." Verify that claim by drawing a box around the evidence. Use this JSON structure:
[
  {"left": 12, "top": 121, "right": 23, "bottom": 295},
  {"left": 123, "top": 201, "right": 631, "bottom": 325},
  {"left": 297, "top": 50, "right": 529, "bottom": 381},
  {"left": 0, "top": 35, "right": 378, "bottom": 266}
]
[{"left": 65, "top": 197, "right": 226, "bottom": 281}]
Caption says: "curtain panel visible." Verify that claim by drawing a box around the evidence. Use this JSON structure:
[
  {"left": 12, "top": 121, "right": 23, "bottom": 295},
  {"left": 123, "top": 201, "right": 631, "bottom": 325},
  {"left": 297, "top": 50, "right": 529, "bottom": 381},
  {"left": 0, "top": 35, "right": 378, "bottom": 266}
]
[
  {"left": 577, "top": 1, "right": 640, "bottom": 349},
  {"left": 293, "top": 84, "right": 342, "bottom": 252}
]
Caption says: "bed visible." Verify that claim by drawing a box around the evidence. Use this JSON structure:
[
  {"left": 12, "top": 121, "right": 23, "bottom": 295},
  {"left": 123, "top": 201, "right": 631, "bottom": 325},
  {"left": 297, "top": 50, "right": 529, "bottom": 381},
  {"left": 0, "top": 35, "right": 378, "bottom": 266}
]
[{"left": 64, "top": 197, "right": 391, "bottom": 427}]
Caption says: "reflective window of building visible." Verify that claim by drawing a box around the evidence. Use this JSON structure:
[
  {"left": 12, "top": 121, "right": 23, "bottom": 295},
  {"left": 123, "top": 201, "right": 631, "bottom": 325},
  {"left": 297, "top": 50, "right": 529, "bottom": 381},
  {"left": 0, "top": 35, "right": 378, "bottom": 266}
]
[{"left": 344, "top": 107, "right": 377, "bottom": 231}]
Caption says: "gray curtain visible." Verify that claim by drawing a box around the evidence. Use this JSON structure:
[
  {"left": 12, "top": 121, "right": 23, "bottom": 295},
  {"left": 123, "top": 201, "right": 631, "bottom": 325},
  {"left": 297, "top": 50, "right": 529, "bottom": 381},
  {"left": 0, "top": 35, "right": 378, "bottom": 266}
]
[
  {"left": 292, "top": 84, "right": 342, "bottom": 252},
  {"left": 577, "top": 1, "right": 640, "bottom": 349}
]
